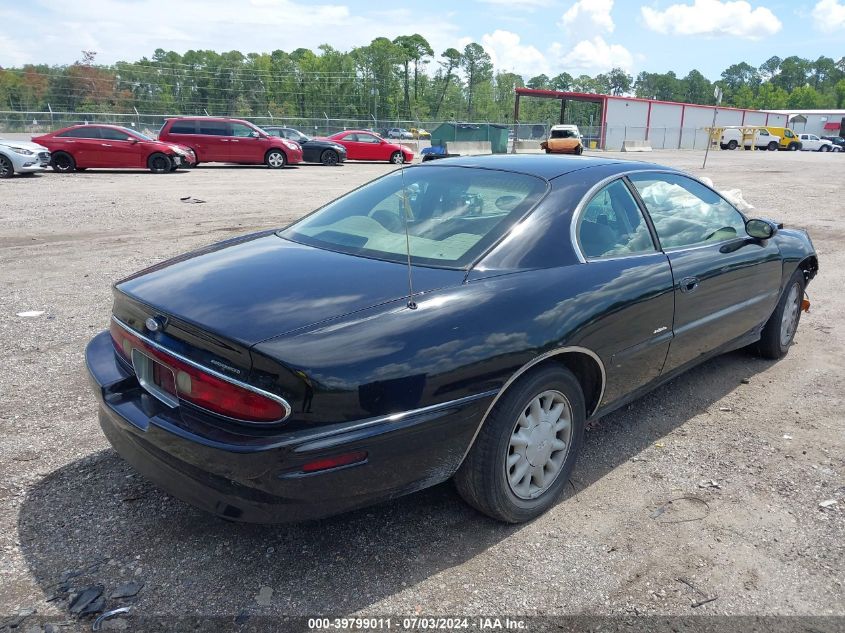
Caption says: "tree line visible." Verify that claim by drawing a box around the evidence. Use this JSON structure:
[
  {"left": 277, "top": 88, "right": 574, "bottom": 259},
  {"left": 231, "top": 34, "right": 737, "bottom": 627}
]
[{"left": 1, "top": 36, "right": 844, "bottom": 127}]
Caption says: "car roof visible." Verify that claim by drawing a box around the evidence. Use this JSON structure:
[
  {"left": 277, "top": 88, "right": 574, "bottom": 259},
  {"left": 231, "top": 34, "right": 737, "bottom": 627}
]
[{"left": 419, "top": 154, "right": 673, "bottom": 180}]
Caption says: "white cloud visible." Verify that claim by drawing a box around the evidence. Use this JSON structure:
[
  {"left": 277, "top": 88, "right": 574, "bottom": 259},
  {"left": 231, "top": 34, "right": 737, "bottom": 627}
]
[
  {"left": 641, "top": 0, "right": 782, "bottom": 39},
  {"left": 0, "top": 0, "right": 463, "bottom": 66},
  {"left": 811, "top": 0, "right": 845, "bottom": 32},
  {"left": 553, "top": 36, "right": 633, "bottom": 74},
  {"left": 560, "top": 0, "right": 615, "bottom": 35},
  {"left": 480, "top": 30, "right": 550, "bottom": 77},
  {"left": 476, "top": 0, "right": 553, "bottom": 6}
]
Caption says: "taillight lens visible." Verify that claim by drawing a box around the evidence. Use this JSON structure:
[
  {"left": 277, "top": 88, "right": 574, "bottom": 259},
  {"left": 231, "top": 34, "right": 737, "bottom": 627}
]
[{"left": 110, "top": 320, "right": 288, "bottom": 424}]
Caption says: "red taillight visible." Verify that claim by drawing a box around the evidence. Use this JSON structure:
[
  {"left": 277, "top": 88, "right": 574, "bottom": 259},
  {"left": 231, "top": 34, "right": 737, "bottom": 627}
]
[
  {"left": 301, "top": 451, "right": 368, "bottom": 473},
  {"left": 110, "top": 320, "right": 288, "bottom": 424}
]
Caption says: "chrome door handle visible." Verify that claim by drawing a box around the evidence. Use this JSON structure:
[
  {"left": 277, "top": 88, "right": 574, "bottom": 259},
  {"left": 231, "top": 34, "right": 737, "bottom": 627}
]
[
  {"left": 101, "top": 144, "right": 112, "bottom": 147},
  {"left": 679, "top": 277, "right": 700, "bottom": 293}
]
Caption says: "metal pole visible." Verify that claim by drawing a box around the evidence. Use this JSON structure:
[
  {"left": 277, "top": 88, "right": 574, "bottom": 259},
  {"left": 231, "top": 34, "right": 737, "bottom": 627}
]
[
  {"left": 703, "top": 88, "right": 723, "bottom": 168},
  {"left": 702, "top": 109, "right": 718, "bottom": 168}
]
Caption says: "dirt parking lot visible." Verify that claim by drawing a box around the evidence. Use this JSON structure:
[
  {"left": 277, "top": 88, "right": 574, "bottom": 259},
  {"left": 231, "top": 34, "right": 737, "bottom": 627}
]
[{"left": 0, "top": 150, "right": 843, "bottom": 630}]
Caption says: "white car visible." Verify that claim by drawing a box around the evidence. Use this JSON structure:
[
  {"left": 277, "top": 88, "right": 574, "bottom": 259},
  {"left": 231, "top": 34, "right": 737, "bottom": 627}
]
[
  {"left": 0, "top": 137, "right": 51, "bottom": 178},
  {"left": 798, "top": 133, "right": 835, "bottom": 152}
]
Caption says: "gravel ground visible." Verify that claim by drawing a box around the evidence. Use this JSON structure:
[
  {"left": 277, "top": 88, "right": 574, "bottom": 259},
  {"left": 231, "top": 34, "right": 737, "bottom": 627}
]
[{"left": 0, "top": 151, "right": 843, "bottom": 631}]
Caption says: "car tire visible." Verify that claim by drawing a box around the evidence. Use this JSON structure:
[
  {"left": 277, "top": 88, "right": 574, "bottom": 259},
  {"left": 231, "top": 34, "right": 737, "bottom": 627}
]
[
  {"left": 728, "top": 140, "right": 738, "bottom": 150},
  {"left": 756, "top": 269, "right": 806, "bottom": 360},
  {"left": 574, "top": 146, "right": 583, "bottom": 155},
  {"left": 390, "top": 151, "right": 405, "bottom": 164},
  {"left": 266, "top": 149, "right": 286, "bottom": 169},
  {"left": 820, "top": 145, "right": 830, "bottom": 152},
  {"left": 320, "top": 149, "right": 339, "bottom": 166},
  {"left": 0, "top": 155, "right": 13, "bottom": 178},
  {"left": 148, "top": 153, "right": 172, "bottom": 174},
  {"left": 788, "top": 143, "right": 800, "bottom": 151},
  {"left": 51, "top": 152, "right": 76, "bottom": 173},
  {"left": 768, "top": 141, "right": 779, "bottom": 151},
  {"left": 455, "top": 365, "right": 585, "bottom": 523}
]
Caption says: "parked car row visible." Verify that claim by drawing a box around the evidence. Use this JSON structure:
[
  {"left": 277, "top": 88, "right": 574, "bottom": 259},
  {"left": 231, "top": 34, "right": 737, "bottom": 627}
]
[
  {"left": 718, "top": 125, "right": 843, "bottom": 152},
  {"left": 0, "top": 117, "right": 418, "bottom": 177}
]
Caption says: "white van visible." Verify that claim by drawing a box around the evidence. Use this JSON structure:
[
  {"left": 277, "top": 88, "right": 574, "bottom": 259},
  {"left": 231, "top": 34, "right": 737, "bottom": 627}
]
[{"left": 720, "top": 127, "right": 780, "bottom": 151}]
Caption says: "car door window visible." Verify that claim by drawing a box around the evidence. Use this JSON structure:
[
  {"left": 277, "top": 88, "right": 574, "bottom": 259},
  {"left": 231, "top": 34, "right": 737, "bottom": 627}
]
[
  {"left": 340, "top": 133, "right": 358, "bottom": 142},
  {"left": 230, "top": 123, "right": 254, "bottom": 137},
  {"left": 357, "top": 134, "right": 380, "bottom": 144},
  {"left": 197, "top": 121, "right": 228, "bottom": 136},
  {"left": 100, "top": 128, "right": 132, "bottom": 141},
  {"left": 630, "top": 173, "right": 746, "bottom": 249},
  {"left": 576, "top": 179, "right": 656, "bottom": 259}
]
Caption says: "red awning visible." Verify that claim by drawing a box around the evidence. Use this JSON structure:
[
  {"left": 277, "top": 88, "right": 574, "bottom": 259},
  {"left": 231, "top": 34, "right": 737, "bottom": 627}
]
[{"left": 823, "top": 122, "right": 840, "bottom": 130}]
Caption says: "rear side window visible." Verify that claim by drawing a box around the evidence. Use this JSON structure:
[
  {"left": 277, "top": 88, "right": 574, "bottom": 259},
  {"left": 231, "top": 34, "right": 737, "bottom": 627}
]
[
  {"left": 630, "top": 173, "right": 746, "bottom": 249},
  {"left": 57, "top": 127, "right": 101, "bottom": 139},
  {"left": 169, "top": 121, "right": 196, "bottom": 134},
  {"left": 577, "top": 179, "right": 656, "bottom": 259},
  {"left": 197, "top": 121, "right": 228, "bottom": 136}
]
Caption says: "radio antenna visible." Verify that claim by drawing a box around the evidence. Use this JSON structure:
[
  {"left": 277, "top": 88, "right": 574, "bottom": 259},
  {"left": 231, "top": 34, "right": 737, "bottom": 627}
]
[{"left": 399, "top": 165, "right": 417, "bottom": 310}]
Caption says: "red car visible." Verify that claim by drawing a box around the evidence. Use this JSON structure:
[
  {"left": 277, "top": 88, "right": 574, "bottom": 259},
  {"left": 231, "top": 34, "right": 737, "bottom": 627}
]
[
  {"left": 324, "top": 130, "right": 414, "bottom": 163},
  {"left": 33, "top": 125, "right": 196, "bottom": 173},
  {"left": 158, "top": 117, "right": 303, "bottom": 168}
]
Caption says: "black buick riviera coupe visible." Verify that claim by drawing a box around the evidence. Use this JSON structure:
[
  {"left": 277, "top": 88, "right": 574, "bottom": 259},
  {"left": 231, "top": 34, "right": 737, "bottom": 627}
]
[{"left": 86, "top": 155, "right": 818, "bottom": 523}]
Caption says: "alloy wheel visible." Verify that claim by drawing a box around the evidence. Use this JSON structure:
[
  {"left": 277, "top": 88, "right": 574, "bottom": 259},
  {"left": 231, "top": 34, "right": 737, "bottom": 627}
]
[
  {"left": 506, "top": 390, "right": 573, "bottom": 500},
  {"left": 267, "top": 151, "right": 285, "bottom": 168},
  {"left": 0, "top": 156, "right": 12, "bottom": 178},
  {"left": 779, "top": 282, "right": 801, "bottom": 347},
  {"left": 391, "top": 152, "right": 404, "bottom": 164}
]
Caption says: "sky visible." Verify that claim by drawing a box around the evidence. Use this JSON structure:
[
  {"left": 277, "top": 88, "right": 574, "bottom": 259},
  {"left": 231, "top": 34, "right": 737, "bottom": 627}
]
[{"left": 1, "top": 0, "right": 844, "bottom": 80}]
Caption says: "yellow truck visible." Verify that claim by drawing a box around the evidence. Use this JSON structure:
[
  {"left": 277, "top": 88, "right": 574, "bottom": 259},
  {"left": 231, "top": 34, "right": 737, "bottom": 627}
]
[{"left": 763, "top": 126, "right": 803, "bottom": 151}]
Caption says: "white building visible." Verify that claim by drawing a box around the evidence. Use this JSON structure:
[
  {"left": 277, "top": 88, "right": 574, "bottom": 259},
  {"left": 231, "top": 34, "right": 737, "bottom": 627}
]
[
  {"left": 514, "top": 88, "right": 790, "bottom": 150},
  {"left": 762, "top": 110, "right": 845, "bottom": 137}
]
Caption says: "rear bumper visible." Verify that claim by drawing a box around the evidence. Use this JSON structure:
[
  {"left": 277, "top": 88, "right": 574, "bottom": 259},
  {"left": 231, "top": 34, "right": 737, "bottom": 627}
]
[{"left": 86, "top": 331, "right": 491, "bottom": 523}]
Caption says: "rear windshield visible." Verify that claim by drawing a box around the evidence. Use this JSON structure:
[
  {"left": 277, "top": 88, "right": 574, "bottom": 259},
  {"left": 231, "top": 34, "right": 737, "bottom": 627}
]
[
  {"left": 280, "top": 166, "right": 547, "bottom": 268},
  {"left": 551, "top": 129, "right": 577, "bottom": 139}
]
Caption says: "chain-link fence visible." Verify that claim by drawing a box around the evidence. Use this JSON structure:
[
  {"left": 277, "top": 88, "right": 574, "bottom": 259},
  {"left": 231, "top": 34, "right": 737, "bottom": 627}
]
[{"left": 0, "top": 110, "right": 721, "bottom": 152}]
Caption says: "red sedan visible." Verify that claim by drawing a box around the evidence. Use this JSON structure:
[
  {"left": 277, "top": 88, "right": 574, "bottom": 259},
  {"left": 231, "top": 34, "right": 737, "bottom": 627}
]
[
  {"left": 33, "top": 125, "right": 196, "bottom": 173},
  {"left": 324, "top": 130, "right": 414, "bottom": 163}
]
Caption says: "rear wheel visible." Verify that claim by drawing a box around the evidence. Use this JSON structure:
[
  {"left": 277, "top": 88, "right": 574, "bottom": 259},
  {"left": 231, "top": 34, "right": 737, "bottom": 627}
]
[
  {"left": 455, "top": 366, "right": 585, "bottom": 523},
  {"left": 756, "top": 269, "right": 806, "bottom": 360},
  {"left": 147, "top": 153, "right": 172, "bottom": 174},
  {"left": 574, "top": 145, "right": 583, "bottom": 155},
  {"left": 788, "top": 142, "right": 800, "bottom": 151},
  {"left": 0, "top": 155, "right": 13, "bottom": 178},
  {"left": 266, "top": 149, "right": 286, "bottom": 169},
  {"left": 820, "top": 145, "right": 830, "bottom": 152},
  {"left": 768, "top": 141, "right": 779, "bottom": 151},
  {"left": 728, "top": 140, "right": 738, "bottom": 150},
  {"left": 320, "top": 149, "right": 339, "bottom": 166},
  {"left": 51, "top": 152, "right": 76, "bottom": 173},
  {"left": 390, "top": 151, "right": 405, "bottom": 164}
]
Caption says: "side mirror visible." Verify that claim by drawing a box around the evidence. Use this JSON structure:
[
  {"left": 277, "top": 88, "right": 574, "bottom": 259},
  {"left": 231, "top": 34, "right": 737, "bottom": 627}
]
[
  {"left": 745, "top": 218, "right": 777, "bottom": 240},
  {"left": 251, "top": 131, "right": 261, "bottom": 138},
  {"left": 128, "top": 137, "right": 138, "bottom": 144}
]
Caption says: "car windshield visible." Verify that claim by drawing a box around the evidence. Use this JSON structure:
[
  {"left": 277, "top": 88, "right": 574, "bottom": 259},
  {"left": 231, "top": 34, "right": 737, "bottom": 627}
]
[{"left": 280, "top": 166, "right": 548, "bottom": 268}]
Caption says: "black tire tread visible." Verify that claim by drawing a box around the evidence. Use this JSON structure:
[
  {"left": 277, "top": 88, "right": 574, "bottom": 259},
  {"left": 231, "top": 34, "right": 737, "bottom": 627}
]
[
  {"left": 455, "top": 365, "right": 585, "bottom": 523},
  {"left": 756, "top": 269, "right": 806, "bottom": 359}
]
